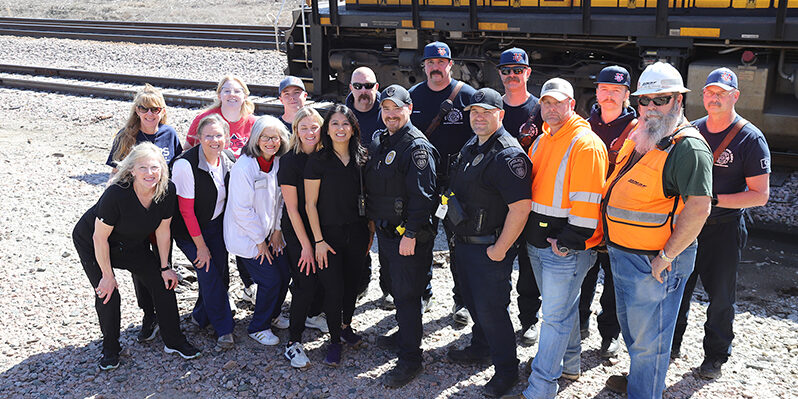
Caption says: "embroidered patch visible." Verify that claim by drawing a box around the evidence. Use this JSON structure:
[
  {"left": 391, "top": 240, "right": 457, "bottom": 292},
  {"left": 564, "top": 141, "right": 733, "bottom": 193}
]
[
  {"left": 385, "top": 150, "right": 397, "bottom": 165},
  {"left": 443, "top": 108, "right": 463, "bottom": 125},
  {"left": 385, "top": 87, "right": 396, "bottom": 97},
  {"left": 761, "top": 157, "right": 770, "bottom": 170},
  {"left": 473, "top": 91, "right": 485, "bottom": 103},
  {"left": 715, "top": 148, "right": 733, "bottom": 167},
  {"left": 472, "top": 153, "right": 484, "bottom": 166},
  {"left": 413, "top": 149, "right": 429, "bottom": 170},
  {"left": 615, "top": 73, "right": 625, "bottom": 82},
  {"left": 508, "top": 156, "right": 528, "bottom": 179}
]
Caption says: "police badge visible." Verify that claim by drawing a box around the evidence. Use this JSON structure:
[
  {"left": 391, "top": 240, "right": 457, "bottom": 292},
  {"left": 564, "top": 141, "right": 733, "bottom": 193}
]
[{"left": 385, "top": 150, "right": 397, "bottom": 165}]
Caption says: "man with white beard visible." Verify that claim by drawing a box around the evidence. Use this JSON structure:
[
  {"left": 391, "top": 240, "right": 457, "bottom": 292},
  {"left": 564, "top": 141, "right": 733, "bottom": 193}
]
[{"left": 600, "top": 62, "right": 713, "bottom": 399}]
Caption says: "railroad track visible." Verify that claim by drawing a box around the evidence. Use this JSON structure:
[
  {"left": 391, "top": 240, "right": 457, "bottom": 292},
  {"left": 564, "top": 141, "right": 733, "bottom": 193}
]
[
  {"left": 0, "top": 17, "right": 289, "bottom": 49},
  {"left": 0, "top": 64, "right": 325, "bottom": 115}
]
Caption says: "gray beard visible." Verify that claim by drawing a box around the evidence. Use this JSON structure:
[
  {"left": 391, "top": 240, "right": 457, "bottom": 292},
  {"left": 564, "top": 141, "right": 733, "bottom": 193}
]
[{"left": 632, "top": 103, "right": 683, "bottom": 153}]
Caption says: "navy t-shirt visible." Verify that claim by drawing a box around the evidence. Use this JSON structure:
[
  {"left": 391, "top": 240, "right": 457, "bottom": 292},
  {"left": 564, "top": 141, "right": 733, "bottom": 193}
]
[
  {"left": 692, "top": 115, "right": 771, "bottom": 219},
  {"left": 106, "top": 124, "right": 183, "bottom": 167},
  {"left": 502, "top": 94, "right": 542, "bottom": 139},
  {"left": 409, "top": 79, "right": 476, "bottom": 170},
  {"left": 346, "top": 92, "right": 385, "bottom": 149}
]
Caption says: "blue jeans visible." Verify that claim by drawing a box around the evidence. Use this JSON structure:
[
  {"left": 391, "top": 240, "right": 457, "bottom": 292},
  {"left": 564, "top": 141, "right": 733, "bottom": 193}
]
[
  {"left": 609, "top": 244, "right": 697, "bottom": 399},
  {"left": 238, "top": 254, "right": 290, "bottom": 334},
  {"left": 523, "top": 245, "right": 595, "bottom": 399}
]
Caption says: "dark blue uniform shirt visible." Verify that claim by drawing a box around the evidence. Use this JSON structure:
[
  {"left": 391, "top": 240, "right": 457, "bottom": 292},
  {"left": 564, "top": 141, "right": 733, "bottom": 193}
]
[
  {"left": 346, "top": 92, "right": 385, "bottom": 149},
  {"left": 502, "top": 94, "right": 542, "bottom": 139},
  {"left": 106, "top": 124, "right": 183, "bottom": 167}
]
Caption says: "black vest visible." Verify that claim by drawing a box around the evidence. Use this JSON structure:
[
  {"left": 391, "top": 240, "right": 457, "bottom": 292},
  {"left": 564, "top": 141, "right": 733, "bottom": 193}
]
[
  {"left": 365, "top": 124, "right": 430, "bottom": 226},
  {"left": 445, "top": 129, "right": 521, "bottom": 236},
  {"left": 170, "top": 145, "right": 234, "bottom": 240}
]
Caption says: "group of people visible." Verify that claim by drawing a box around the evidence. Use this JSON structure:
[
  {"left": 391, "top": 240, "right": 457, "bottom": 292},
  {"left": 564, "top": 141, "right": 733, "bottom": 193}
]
[{"left": 72, "top": 39, "right": 771, "bottom": 399}]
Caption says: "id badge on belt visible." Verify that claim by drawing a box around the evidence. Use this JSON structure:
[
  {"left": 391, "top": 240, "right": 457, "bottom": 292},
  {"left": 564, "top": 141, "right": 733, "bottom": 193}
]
[{"left": 435, "top": 194, "right": 450, "bottom": 219}]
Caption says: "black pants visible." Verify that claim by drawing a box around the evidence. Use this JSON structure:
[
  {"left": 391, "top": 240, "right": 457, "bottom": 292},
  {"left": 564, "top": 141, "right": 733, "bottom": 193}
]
[
  {"left": 378, "top": 238, "right": 433, "bottom": 301},
  {"left": 285, "top": 231, "right": 322, "bottom": 343},
  {"left": 317, "top": 222, "right": 370, "bottom": 343},
  {"left": 131, "top": 236, "right": 171, "bottom": 318},
  {"left": 578, "top": 251, "right": 620, "bottom": 340},
  {"left": 74, "top": 238, "right": 188, "bottom": 358},
  {"left": 358, "top": 248, "right": 373, "bottom": 297},
  {"left": 378, "top": 230, "right": 434, "bottom": 366},
  {"left": 514, "top": 240, "right": 541, "bottom": 330},
  {"left": 673, "top": 216, "right": 747, "bottom": 362},
  {"left": 441, "top": 220, "right": 463, "bottom": 308}
]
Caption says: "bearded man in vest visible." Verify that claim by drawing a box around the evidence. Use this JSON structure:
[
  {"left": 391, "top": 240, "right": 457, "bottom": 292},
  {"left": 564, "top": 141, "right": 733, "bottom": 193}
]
[{"left": 602, "top": 62, "right": 713, "bottom": 399}]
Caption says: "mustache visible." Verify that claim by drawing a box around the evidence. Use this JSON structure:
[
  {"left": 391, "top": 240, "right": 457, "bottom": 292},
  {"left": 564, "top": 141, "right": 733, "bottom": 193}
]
[
  {"left": 357, "top": 93, "right": 373, "bottom": 102},
  {"left": 430, "top": 70, "right": 444, "bottom": 77}
]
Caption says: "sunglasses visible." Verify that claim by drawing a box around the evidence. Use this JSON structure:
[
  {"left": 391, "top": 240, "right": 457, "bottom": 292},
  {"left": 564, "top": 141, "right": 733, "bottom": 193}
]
[
  {"left": 351, "top": 82, "right": 376, "bottom": 90},
  {"left": 500, "top": 67, "right": 526, "bottom": 76},
  {"left": 637, "top": 95, "right": 673, "bottom": 106},
  {"left": 136, "top": 105, "right": 163, "bottom": 114}
]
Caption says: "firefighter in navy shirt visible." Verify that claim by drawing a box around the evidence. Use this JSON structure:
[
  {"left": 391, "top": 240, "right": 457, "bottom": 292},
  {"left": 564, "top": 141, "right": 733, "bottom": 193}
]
[
  {"left": 672, "top": 68, "right": 770, "bottom": 379},
  {"left": 443, "top": 88, "right": 532, "bottom": 398},
  {"left": 346, "top": 66, "right": 386, "bottom": 148}
]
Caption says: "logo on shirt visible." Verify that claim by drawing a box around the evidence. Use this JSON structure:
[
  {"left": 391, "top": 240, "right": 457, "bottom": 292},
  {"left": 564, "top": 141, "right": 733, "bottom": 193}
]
[
  {"left": 161, "top": 147, "right": 171, "bottom": 160},
  {"left": 385, "top": 150, "right": 397, "bottom": 165},
  {"left": 230, "top": 134, "right": 244, "bottom": 152},
  {"left": 760, "top": 157, "right": 770, "bottom": 170},
  {"left": 472, "top": 153, "right": 484, "bottom": 166},
  {"left": 443, "top": 108, "right": 463, "bottom": 125},
  {"left": 508, "top": 156, "right": 528, "bottom": 179},
  {"left": 715, "top": 149, "right": 733, "bottom": 167},
  {"left": 627, "top": 178, "right": 646, "bottom": 188}
]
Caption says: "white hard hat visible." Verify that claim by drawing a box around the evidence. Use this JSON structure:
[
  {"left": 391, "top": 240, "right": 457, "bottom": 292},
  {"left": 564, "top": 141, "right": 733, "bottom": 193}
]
[{"left": 632, "top": 62, "right": 690, "bottom": 96}]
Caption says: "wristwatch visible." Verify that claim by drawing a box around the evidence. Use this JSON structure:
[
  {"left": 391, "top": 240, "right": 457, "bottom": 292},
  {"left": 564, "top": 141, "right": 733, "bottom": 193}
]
[
  {"left": 658, "top": 250, "right": 675, "bottom": 263},
  {"left": 711, "top": 195, "right": 719, "bottom": 206},
  {"left": 403, "top": 230, "right": 417, "bottom": 239},
  {"left": 160, "top": 266, "right": 171, "bottom": 272}
]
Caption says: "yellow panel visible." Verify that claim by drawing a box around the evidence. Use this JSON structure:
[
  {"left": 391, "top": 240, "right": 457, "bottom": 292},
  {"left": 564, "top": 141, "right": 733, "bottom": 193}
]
[
  {"left": 478, "top": 22, "right": 509, "bottom": 30},
  {"left": 680, "top": 27, "right": 721, "bottom": 37},
  {"left": 427, "top": 0, "right": 453, "bottom": 4},
  {"left": 493, "top": 0, "right": 511, "bottom": 5},
  {"left": 421, "top": 20, "right": 435, "bottom": 28},
  {"left": 320, "top": 17, "right": 331, "bottom": 25},
  {"left": 775, "top": 0, "right": 798, "bottom": 7},
  {"left": 540, "top": 0, "right": 573, "bottom": 6},
  {"left": 401, "top": 20, "right": 413, "bottom": 27},
  {"left": 518, "top": 0, "right": 540, "bottom": 5},
  {"left": 593, "top": 0, "right": 621, "bottom": 6},
  {"left": 730, "top": 0, "right": 769, "bottom": 8},
  {"left": 641, "top": 0, "right": 676, "bottom": 7},
  {"left": 694, "top": 0, "right": 730, "bottom": 7},
  {"left": 355, "top": 0, "right": 379, "bottom": 3}
]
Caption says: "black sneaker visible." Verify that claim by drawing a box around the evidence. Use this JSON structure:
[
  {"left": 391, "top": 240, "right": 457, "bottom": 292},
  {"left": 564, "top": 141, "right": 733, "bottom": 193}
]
[
  {"left": 341, "top": 326, "right": 363, "bottom": 348},
  {"left": 447, "top": 345, "right": 491, "bottom": 364},
  {"left": 698, "top": 358, "right": 723, "bottom": 379},
  {"left": 99, "top": 354, "right": 120, "bottom": 371},
  {"left": 137, "top": 314, "right": 159, "bottom": 343},
  {"left": 599, "top": 337, "right": 620, "bottom": 359},
  {"left": 383, "top": 362, "right": 423, "bottom": 388},
  {"left": 483, "top": 373, "right": 519, "bottom": 398},
  {"left": 164, "top": 341, "right": 202, "bottom": 360}
]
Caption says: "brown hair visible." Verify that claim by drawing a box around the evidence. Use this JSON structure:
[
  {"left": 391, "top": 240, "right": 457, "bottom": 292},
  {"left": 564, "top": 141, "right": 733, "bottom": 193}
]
[{"left": 111, "top": 84, "right": 167, "bottom": 164}]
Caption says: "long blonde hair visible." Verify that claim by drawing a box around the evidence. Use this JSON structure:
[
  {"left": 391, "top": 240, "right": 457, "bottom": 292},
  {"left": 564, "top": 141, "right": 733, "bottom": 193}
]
[
  {"left": 112, "top": 84, "right": 167, "bottom": 164},
  {"left": 208, "top": 75, "right": 255, "bottom": 117},
  {"left": 108, "top": 142, "right": 171, "bottom": 203},
  {"left": 288, "top": 106, "right": 324, "bottom": 154}
]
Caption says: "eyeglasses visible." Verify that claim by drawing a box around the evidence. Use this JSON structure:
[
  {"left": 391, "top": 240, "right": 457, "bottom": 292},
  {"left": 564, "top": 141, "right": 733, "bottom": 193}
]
[
  {"left": 259, "top": 135, "right": 280, "bottom": 142},
  {"left": 351, "top": 82, "right": 376, "bottom": 90},
  {"left": 702, "top": 90, "right": 733, "bottom": 99},
  {"left": 500, "top": 67, "right": 526, "bottom": 76},
  {"left": 136, "top": 105, "right": 163, "bottom": 114},
  {"left": 637, "top": 95, "right": 673, "bottom": 106}
]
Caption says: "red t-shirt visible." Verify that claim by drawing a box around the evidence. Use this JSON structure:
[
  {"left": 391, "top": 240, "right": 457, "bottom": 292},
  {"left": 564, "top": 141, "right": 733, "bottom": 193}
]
[{"left": 185, "top": 108, "right": 256, "bottom": 158}]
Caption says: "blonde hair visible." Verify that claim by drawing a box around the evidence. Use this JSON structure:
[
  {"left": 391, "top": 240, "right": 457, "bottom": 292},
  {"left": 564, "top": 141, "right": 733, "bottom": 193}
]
[
  {"left": 112, "top": 84, "right": 167, "bottom": 164},
  {"left": 108, "top": 142, "right": 171, "bottom": 202},
  {"left": 289, "top": 106, "right": 324, "bottom": 154},
  {"left": 243, "top": 115, "right": 290, "bottom": 158},
  {"left": 208, "top": 75, "right": 255, "bottom": 117},
  {"left": 196, "top": 114, "right": 230, "bottom": 148}
]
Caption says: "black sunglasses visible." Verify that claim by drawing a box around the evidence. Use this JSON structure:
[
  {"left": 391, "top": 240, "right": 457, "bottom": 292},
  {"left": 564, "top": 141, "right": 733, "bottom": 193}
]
[
  {"left": 637, "top": 94, "right": 673, "bottom": 106},
  {"left": 136, "top": 105, "right": 163, "bottom": 114},
  {"left": 500, "top": 67, "right": 526, "bottom": 76},
  {"left": 351, "top": 82, "right": 376, "bottom": 90}
]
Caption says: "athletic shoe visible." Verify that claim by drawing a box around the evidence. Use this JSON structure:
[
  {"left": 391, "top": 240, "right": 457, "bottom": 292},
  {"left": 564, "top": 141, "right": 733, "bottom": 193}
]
[
  {"left": 215, "top": 333, "right": 235, "bottom": 351},
  {"left": 323, "top": 343, "right": 342, "bottom": 367},
  {"left": 164, "top": 341, "right": 202, "bottom": 360},
  {"left": 599, "top": 337, "right": 620, "bottom": 359},
  {"left": 452, "top": 305, "right": 471, "bottom": 326},
  {"left": 99, "top": 354, "right": 119, "bottom": 371},
  {"left": 249, "top": 329, "right": 279, "bottom": 346},
  {"left": 305, "top": 314, "right": 329, "bottom": 333},
  {"left": 137, "top": 313, "right": 159, "bottom": 343},
  {"left": 242, "top": 284, "right": 257, "bottom": 306},
  {"left": 271, "top": 314, "right": 290, "bottom": 330},
  {"left": 285, "top": 342, "right": 310, "bottom": 368},
  {"left": 520, "top": 324, "right": 538, "bottom": 345},
  {"left": 341, "top": 326, "right": 363, "bottom": 348}
]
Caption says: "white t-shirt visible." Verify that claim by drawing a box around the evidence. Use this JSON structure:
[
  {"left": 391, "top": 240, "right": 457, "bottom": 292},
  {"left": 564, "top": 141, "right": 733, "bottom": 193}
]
[{"left": 173, "top": 157, "right": 226, "bottom": 220}]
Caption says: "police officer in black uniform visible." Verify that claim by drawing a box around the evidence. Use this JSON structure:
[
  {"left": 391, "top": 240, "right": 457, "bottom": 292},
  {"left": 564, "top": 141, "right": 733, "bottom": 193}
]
[
  {"left": 443, "top": 88, "right": 532, "bottom": 397},
  {"left": 366, "top": 84, "right": 439, "bottom": 387}
]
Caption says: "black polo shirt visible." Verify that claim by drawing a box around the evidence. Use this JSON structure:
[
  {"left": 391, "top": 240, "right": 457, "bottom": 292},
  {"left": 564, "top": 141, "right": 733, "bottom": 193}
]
[{"left": 304, "top": 149, "right": 365, "bottom": 226}]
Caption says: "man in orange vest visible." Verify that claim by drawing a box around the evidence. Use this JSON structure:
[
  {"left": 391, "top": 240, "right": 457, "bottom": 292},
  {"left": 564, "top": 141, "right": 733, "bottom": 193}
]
[
  {"left": 517, "top": 78, "right": 608, "bottom": 399},
  {"left": 602, "top": 62, "right": 713, "bottom": 399},
  {"left": 672, "top": 68, "right": 771, "bottom": 379}
]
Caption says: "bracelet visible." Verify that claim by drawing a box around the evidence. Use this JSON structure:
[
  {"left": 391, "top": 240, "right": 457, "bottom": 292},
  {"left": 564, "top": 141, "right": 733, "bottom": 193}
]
[
  {"left": 315, "top": 239, "right": 324, "bottom": 244},
  {"left": 160, "top": 266, "right": 171, "bottom": 272},
  {"left": 658, "top": 250, "right": 675, "bottom": 263}
]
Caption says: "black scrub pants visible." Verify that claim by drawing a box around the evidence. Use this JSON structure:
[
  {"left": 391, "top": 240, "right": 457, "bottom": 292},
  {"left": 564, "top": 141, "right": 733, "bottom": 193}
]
[
  {"left": 74, "top": 239, "right": 188, "bottom": 358},
  {"left": 673, "top": 215, "right": 747, "bottom": 362},
  {"left": 285, "top": 231, "right": 321, "bottom": 343}
]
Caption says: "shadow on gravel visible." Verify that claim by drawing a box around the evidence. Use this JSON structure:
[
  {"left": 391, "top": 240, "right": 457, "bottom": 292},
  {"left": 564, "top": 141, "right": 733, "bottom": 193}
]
[
  {"left": 70, "top": 172, "right": 110, "bottom": 186},
  {"left": 664, "top": 371, "right": 712, "bottom": 399}
]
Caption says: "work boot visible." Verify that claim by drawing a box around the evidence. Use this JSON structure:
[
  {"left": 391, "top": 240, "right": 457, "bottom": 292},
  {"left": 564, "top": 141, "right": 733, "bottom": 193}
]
[
  {"left": 383, "top": 362, "right": 423, "bottom": 387},
  {"left": 447, "top": 345, "right": 490, "bottom": 364},
  {"left": 698, "top": 358, "right": 724, "bottom": 379},
  {"left": 605, "top": 375, "right": 627, "bottom": 394},
  {"left": 483, "top": 373, "right": 519, "bottom": 398}
]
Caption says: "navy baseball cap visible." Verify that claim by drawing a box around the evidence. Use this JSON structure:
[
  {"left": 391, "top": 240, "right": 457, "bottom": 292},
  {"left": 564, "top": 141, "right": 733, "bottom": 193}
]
[
  {"left": 498, "top": 48, "right": 529, "bottom": 67},
  {"left": 704, "top": 67, "right": 738, "bottom": 90},
  {"left": 380, "top": 84, "right": 412, "bottom": 107},
  {"left": 279, "top": 76, "right": 306, "bottom": 93},
  {"left": 595, "top": 65, "right": 630, "bottom": 87},
  {"left": 464, "top": 88, "right": 504, "bottom": 111},
  {"left": 421, "top": 41, "right": 451, "bottom": 61}
]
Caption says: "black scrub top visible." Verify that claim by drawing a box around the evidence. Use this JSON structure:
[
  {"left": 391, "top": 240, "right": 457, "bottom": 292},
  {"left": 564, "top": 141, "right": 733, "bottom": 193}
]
[
  {"left": 304, "top": 149, "right": 365, "bottom": 227},
  {"left": 277, "top": 150, "right": 313, "bottom": 238}
]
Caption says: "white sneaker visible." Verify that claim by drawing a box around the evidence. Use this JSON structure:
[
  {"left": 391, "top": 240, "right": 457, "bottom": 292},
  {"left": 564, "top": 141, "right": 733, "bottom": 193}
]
[
  {"left": 285, "top": 342, "right": 310, "bottom": 368},
  {"left": 271, "top": 314, "right": 290, "bottom": 329},
  {"left": 242, "top": 284, "right": 257, "bottom": 305},
  {"left": 249, "top": 329, "right": 279, "bottom": 346},
  {"left": 228, "top": 293, "right": 238, "bottom": 316},
  {"left": 305, "top": 314, "right": 329, "bottom": 333}
]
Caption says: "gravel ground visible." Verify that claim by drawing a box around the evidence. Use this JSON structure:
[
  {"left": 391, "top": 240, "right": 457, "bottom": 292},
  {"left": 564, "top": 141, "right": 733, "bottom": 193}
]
[{"left": 1, "top": 86, "right": 797, "bottom": 399}]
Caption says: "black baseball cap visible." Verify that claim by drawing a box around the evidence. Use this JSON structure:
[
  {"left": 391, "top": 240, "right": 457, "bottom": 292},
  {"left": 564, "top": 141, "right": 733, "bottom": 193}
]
[
  {"left": 421, "top": 41, "right": 452, "bottom": 61},
  {"left": 380, "top": 84, "right": 412, "bottom": 107},
  {"left": 464, "top": 88, "right": 503, "bottom": 111},
  {"left": 595, "top": 65, "right": 631, "bottom": 87}
]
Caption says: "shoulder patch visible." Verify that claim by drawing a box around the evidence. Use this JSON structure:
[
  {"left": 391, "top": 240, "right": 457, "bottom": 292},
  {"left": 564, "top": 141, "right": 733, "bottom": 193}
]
[
  {"left": 507, "top": 155, "right": 528, "bottom": 179},
  {"left": 412, "top": 148, "right": 429, "bottom": 170}
]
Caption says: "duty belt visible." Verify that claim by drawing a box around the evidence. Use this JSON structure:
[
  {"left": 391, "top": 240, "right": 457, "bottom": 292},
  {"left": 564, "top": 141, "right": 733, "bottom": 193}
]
[{"left": 454, "top": 231, "right": 499, "bottom": 245}]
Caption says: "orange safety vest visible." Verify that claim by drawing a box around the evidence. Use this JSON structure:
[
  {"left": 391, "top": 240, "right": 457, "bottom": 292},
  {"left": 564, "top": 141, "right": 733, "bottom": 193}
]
[
  {"left": 528, "top": 114, "right": 607, "bottom": 248},
  {"left": 602, "top": 125, "right": 706, "bottom": 254}
]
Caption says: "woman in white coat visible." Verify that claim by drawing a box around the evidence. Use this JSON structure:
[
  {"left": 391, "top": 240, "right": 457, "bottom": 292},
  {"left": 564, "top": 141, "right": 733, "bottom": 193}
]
[{"left": 224, "top": 115, "right": 291, "bottom": 346}]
